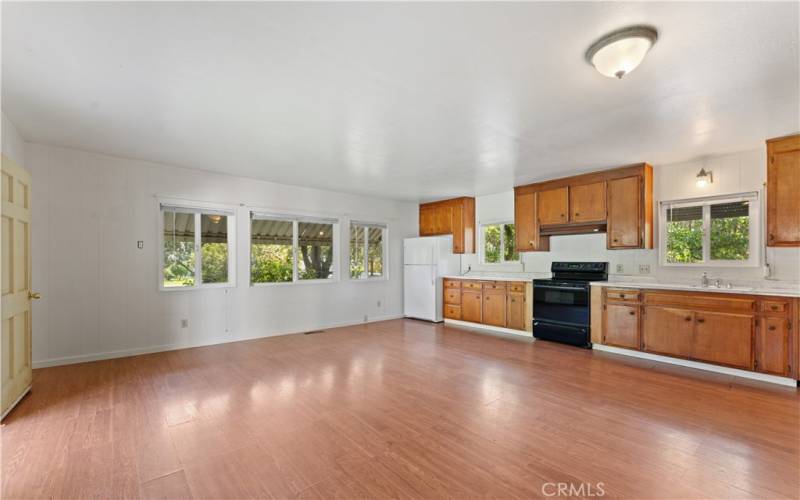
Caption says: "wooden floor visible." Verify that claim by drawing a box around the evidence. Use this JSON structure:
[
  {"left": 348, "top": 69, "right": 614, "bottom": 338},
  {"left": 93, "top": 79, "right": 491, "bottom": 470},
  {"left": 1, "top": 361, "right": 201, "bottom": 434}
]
[{"left": 2, "top": 319, "right": 799, "bottom": 499}]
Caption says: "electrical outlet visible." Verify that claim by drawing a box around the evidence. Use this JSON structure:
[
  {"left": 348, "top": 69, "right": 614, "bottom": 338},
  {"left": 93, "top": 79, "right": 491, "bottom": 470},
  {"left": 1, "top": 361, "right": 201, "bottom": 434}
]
[
  {"left": 137, "top": 240, "right": 144, "bottom": 249},
  {"left": 181, "top": 319, "right": 189, "bottom": 328},
  {"left": 377, "top": 300, "right": 381, "bottom": 308},
  {"left": 638, "top": 264, "right": 651, "bottom": 274},
  {"left": 615, "top": 264, "right": 624, "bottom": 273}
]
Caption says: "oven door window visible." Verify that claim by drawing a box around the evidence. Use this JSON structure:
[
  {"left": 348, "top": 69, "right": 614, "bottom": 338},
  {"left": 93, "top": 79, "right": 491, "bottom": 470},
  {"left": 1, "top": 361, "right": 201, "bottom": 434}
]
[{"left": 534, "top": 287, "right": 588, "bottom": 306}]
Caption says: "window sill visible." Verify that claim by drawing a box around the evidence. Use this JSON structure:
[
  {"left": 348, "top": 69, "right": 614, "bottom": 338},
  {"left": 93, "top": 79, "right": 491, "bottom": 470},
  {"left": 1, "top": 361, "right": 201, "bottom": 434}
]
[
  {"left": 159, "top": 282, "right": 236, "bottom": 292},
  {"left": 251, "top": 278, "right": 340, "bottom": 287},
  {"left": 349, "top": 277, "right": 388, "bottom": 283},
  {"left": 660, "top": 262, "right": 760, "bottom": 268}
]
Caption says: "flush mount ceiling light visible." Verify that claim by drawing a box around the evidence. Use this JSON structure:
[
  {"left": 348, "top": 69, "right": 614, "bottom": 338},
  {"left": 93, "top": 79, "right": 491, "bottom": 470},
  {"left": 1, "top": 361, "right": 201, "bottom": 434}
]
[
  {"left": 696, "top": 168, "right": 713, "bottom": 187},
  {"left": 585, "top": 25, "right": 658, "bottom": 79},
  {"left": 208, "top": 214, "right": 222, "bottom": 224}
]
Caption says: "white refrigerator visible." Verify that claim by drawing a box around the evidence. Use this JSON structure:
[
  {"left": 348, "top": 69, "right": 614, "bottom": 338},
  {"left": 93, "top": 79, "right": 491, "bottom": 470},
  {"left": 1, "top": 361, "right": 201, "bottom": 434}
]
[{"left": 403, "top": 236, "right": 461, "bottom": 322}]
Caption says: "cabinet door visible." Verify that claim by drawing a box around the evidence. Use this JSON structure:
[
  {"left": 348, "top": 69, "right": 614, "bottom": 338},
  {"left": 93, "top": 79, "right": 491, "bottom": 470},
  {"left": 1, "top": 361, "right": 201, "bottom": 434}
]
[
  {"left": 767, "top": 136, "right": 800, "bottom": 246},
  {"left": 607, "top": 176, "right": 641, "bottom": 248},
  {"left": 419, "top": 206, "right": 436, "bottom": 236},
  {"left": 643, "top": 306, "right": 695, "bottom": 358},
  {"left": 434, "top": 204, "right": 453, "bottom": 235},
  {"left": 451, "top": 202, "right": 464, "bottom": 253},
  {"left": 692, "top": 311, "right": 753, "bottom": 369},
  {"left": 483, "top": 292, "right": 506, "bottom": 327},
  {"left": 537, "top": 187, "right": 569, "bottom": 225},
  {"left": 603, "top": 303, "right": 640, "bottom": 349},
  {"left": 514, "top": 192, "right": 548, "bottom": 251},
  {"left": 755, "top": 316, "right": 790, "bottom": 376},
  {"left": 506, "top": 293, "right": 525, "bottom": 330},
  {"left": 570, "top": 182, "right": 606, "bottom": 223},
  {"left": 462, "top": 291, "right": 482, "bottom": 323}
]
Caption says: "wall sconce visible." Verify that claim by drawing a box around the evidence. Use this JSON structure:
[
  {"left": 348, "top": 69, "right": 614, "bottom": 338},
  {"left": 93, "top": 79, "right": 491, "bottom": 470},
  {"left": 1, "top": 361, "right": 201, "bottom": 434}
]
[{"left": 696, "top": 168, "right": 713, "bottom": 188}]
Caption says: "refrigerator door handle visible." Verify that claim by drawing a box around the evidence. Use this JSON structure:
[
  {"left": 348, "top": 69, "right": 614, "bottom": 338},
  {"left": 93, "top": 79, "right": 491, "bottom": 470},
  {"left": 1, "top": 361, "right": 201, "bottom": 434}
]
[{"left": 431, "top": 248, "right": 435, "bottom": 284}]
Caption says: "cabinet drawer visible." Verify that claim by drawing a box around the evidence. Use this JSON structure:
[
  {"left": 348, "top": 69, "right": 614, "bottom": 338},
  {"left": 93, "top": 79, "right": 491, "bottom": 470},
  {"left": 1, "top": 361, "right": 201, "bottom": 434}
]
[
  {"left": 605, "top": 289, "right": 640, "bottom": 302},
  {"left": 759, "top": 300, "right": 791, "bottom": 314},
  {"left": 508, "top": 282, "right": 526, "bottom": 293},
  {"left": 482, "top": 281, "right": 507, "bottom": 292},
  {"left": 463, "top": 281, "right": 482, "bottom": 291},
  {"left": 444, "top": 304, "right": 461, "bottom": 320},
  {"left": 444, "top": 279, "right": 461, "bottom": 289},
  {"left": 444, "top": 288, "right": 461, "bottom": 305},
  {"left": 644, "top": 292, "right": 755, "bottom": 313}
]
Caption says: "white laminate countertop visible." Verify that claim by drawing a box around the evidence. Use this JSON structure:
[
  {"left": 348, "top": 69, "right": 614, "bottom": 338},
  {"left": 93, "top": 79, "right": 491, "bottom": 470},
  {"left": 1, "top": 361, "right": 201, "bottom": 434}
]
[
  {"left": 590, "top": 280, "right": 800, "bottom": 298},
  {"left": 442, "top": 272, "right": 548, "bottom": 282}
]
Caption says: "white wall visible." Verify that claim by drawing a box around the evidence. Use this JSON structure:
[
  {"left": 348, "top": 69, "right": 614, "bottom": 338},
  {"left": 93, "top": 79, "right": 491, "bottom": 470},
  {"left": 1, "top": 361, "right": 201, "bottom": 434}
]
[
  {"left": 463, "top": 148, "right": 799, "bottom": 284},
  {"left": 25, "top": 143, "right": 418, "bottom": 367},
  {"left": 2, "top": 111, "right": 26, "bottom": 167}
]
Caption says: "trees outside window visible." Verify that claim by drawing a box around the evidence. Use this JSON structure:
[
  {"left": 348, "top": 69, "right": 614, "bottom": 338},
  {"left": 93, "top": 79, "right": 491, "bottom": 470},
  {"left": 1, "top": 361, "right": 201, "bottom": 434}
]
[
  {"left": 350, "top": 223, "right": 386, "bottom": 280},
  {"left": 482, "top": 223, "right": 518, "bottom": 264}
]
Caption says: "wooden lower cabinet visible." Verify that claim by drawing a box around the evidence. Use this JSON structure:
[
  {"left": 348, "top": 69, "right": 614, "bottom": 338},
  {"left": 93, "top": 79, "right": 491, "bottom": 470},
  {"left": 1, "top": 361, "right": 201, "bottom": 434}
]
[
  {"left": 600, "top": 289, "right": 799, "bottom": 380},
  {"left": 506, "top": 293, "right": 525, "bottom": 331},
  {"left": 755, "top": 316, "right": 791, "bottom": 376},
  {"left": 462, "top": 290, "right": 482, "bottom": 323},
  {"left": 443, "top": 280, "right": 529, "bottom": 332},
  {"left": 642, "top": 306, "right": 695, "bottom": 359},
  {"left": 482, "top": 292, "right": 506, "bottom": 327},
  {"left": 691, "top": 311, "right": 753, "bottom": 369},
  {"left": 603, "top": 303, "right": 640, "bottom": 349}
]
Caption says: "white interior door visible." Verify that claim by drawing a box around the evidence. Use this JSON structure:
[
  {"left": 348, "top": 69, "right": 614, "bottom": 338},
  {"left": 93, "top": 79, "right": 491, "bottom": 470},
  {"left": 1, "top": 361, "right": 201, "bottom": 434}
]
[{"left": 1, "top": 155, "right": 35, "bottom": 420}]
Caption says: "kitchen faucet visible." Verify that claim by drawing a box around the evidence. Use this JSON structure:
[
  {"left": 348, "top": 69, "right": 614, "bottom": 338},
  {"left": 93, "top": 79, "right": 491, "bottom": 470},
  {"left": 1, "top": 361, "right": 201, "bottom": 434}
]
[{"left": 701, "top": 272, "right": 709, "bottom": 287}]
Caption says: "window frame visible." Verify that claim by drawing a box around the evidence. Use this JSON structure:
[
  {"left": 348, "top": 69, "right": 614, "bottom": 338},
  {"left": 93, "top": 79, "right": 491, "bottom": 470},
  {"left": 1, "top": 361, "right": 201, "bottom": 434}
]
[
  {"left": 158, "top": 200, "right": 237, "bottom": 292},
  {"left": 659, "top": 191, "right": 760, "bottom": 268},
  {"left": 249, "top": 211, "right": 340, "bottom": 287},
  {"left": 349, "top": 221, "right": 388, "bottom": 282},
  {"left": 480, "top": 221, "right": 519, "bottom": 265}
]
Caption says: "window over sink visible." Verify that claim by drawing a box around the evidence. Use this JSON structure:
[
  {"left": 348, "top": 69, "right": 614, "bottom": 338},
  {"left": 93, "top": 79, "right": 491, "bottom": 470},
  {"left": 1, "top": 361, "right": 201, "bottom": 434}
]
[
  {"left": 660, "top": 192, "right": 760, "bottom": 267},
  {"left": 481, "top": 222, "right": 519, "bottom": 265}
]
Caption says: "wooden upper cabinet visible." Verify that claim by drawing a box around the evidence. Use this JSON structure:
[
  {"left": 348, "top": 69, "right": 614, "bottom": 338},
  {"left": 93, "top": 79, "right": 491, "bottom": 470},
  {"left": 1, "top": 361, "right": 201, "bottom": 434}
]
[
  {"left": 514, "top": 190, "right": 549, "bottom": 252},
  {"left": 767, "top": 134, "right": 800, "bottom": 247},
  {"left": 419, "top": 206, "right": 436, "bottom": 236},
  {"left": 607, "top": 176, "right": 642, "bottom": 248},
  {"left": 537, "top": 187, "right": 569, "bottom": 225},
  {"left": 418, "top": 197, "right": 475, "bottom": 253},
  {"left": 514, "top": 163, "right": 652, "bottom": 251},
  {"left": 570, "top": 182, "right": 606, "bottom": 223}
]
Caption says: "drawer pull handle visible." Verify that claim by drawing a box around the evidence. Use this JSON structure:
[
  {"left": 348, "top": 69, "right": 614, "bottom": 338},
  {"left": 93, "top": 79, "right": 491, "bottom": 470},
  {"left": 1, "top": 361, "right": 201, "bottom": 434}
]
[
  {"left": 619, "top": 294, "right": 625, "bottom": 298},
  {"left": 697, "top": 318, "right": 705, "bottom": 323},
  {"left": 628, "top": 311, "right": 635, "bottom": 316},
  {"left": 771, "top": 305, "right": 779, "bottom": 310},
  {"left": 768, "top": 326, "right": 776, "bottom": 331},
  {"left": 684, "top": 316, "right": 692, "bottom": 322}
]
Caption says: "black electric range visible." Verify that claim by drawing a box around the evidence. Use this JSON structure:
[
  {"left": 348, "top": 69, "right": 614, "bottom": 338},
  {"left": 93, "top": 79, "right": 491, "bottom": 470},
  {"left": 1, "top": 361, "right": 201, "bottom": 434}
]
[{"left": 532, "top": 262, "right": 608, "bottom": 348}]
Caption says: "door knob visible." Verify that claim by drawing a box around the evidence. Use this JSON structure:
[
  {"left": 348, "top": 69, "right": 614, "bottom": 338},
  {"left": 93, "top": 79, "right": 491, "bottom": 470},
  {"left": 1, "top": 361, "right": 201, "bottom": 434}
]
[{"left": 29, "top": 291, "right": 42, "bottom": 300}]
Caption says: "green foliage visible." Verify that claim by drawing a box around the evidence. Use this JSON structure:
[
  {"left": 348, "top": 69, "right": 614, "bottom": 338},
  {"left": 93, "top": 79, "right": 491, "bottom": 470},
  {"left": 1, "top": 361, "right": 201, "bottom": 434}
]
[
  {"left": 666, "top": 216, "right": 749, "bottom": 263},
  {"left": 251, "top": 243, "right": 293, "bottom": 283},
  {"left": 201, "top": 243, "right": 228, "bottom": 283},
  {"left": 367, "top": 240, "right": 383, "bottom": 277},
  {"left": 163, "top": 240, "right": 195, "bottom": 287},
  {"left": 484, "top": 225, "right": 501, "bottom": 263},
  {"left": 298, "top": 243, "right": 333, "bottom": 280},
  {"left": 503, "top": 224, "right": 519, "bottom": 262},
  {"left": 666, "top": 220, "right": 703, "bottom": 263},
  {"left": 710, "top": 216, "right": 749, "bottom": 260}
]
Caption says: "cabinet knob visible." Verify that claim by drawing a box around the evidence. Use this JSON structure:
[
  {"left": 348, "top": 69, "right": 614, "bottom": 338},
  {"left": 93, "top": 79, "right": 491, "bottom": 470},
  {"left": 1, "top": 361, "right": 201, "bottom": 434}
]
[
  {"left": 769, "top": 234, "right": 775, "bottom": 241},
  {"left": 697, "top": 318, "right": 705, "bottom": 323},
  {"left": 768, "top": 326, "right": 776, "bottom": 331},
  {"left": 771, "top": 305, "right": 779, "bottom": 310},
  {"left": 684, "top": 316, "right": 692, "bottom": 322},
  {"left": 613, "top": 238, "right": 619, "bottom": 243},
  {"left": 628, "top": 311, "right": 635, "bottom": 316},
  {"left": 575, "top": 212, "right": 580, "bottom": 217}
]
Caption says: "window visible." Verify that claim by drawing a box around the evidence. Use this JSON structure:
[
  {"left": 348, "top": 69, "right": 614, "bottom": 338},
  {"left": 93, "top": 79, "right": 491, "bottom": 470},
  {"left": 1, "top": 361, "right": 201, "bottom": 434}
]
[
  {"left": 161, "top": 204, "right": 235, "bottom": 289},
  {"left": 660, "top": 192, "right": 759, "bottom": 267},
  {"left": 481, "top": 222, "right": 519, "bottom": 264},
  {"left": 250, "top": 213, "right": 338, "bottom": 284},
  {"left": 350, "top": 222, "right": 387, "bottom": 279}
]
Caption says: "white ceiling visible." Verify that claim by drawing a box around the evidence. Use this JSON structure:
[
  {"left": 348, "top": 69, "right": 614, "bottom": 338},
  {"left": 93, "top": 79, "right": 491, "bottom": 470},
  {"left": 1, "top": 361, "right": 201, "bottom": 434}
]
[{"left": 2, "top": 2, "right": 798, "bottom": 202}]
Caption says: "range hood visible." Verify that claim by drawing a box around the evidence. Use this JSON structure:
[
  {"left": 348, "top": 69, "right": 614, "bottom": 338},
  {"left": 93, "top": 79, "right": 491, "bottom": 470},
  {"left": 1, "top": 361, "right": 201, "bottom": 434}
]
[{"left": 539, "top": 222, "right": 607, "bottom": 237}]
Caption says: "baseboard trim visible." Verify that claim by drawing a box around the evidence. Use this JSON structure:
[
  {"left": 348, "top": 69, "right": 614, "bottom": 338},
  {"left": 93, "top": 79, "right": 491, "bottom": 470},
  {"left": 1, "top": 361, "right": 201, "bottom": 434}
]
[
  {"left": 32, "top": 314, "right": 404, "bottom": 369},
  {"left": 593, "top": 344, "right": 798, "bottom": 387},
  {"left": 444, "top": 319, "right": 533, "bottom": 340}
]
